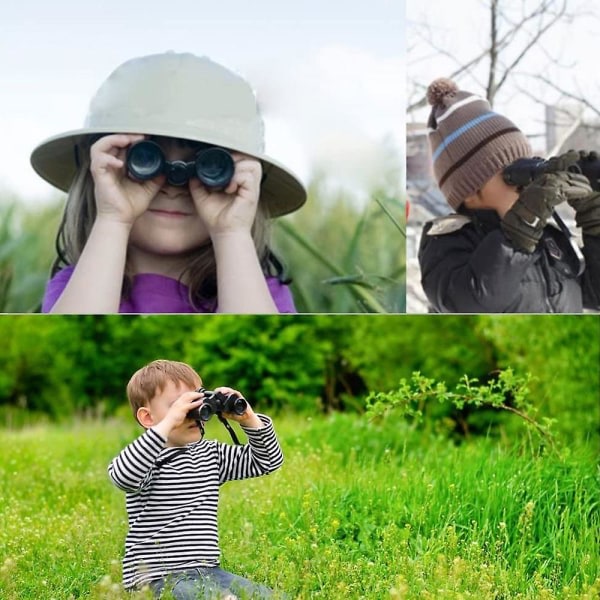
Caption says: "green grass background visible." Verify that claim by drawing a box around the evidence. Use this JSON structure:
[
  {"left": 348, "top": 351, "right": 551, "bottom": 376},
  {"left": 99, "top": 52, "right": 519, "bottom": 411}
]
[{"left": 1, "top": 413, "right": 598, "bottom": 600}]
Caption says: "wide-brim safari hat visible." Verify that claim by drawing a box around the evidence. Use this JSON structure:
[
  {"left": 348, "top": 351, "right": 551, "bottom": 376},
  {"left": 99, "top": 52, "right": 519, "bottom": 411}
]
[{"left": 30, "top": 51, "right": 306, "bottom": 217}]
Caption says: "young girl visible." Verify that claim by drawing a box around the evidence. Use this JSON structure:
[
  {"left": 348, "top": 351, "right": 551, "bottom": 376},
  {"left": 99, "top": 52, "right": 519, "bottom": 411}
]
[{"left": 31, "top": 52, "right": 306, "bottom": 314}]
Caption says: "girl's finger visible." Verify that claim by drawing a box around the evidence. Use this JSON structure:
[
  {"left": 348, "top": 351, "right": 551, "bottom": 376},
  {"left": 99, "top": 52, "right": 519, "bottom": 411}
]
[
  {"left": 223, "top": 179, "right": 240, "bottom": 196},
  {"left": 90, "top": 153, "right": 124, "bottom": 176},
  {"left": 106, "top": 155, "right": 125, "bottom": 169},
  {"left": 228, "top": 171, "right": 260, "bottom": 198},
  {"left": 91, "top": 133, "right": 146, "bottom": 154},
  {"left": 231, "top": 158, "right": 262, "bottom": 178}
]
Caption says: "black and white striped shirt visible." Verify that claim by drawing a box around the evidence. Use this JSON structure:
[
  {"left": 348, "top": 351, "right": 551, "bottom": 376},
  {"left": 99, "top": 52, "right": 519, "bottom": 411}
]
[{"left": 107, "top": 415, "right": 283, "bottom": 589}]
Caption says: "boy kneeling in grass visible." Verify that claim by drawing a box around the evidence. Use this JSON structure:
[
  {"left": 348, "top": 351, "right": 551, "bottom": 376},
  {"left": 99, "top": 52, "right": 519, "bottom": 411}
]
[{"left": 108, "top": 359, "right": 283, "bottom": 599}]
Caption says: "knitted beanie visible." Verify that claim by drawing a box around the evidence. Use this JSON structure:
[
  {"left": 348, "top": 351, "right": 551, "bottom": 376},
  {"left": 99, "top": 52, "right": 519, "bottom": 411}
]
[{"left": 426, "top": 78, "right": 532, "bottom": 209}]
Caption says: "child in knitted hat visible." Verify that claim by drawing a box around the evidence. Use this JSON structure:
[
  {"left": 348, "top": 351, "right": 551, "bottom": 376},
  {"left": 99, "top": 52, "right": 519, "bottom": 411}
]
[{"left": 418, "top": 78, "right": 600, "bottom": 313}]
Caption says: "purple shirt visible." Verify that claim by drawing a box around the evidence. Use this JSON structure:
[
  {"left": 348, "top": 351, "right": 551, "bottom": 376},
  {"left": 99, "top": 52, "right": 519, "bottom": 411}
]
[{"left": 42, "top": 266, "right": 296, "bottom": 313}]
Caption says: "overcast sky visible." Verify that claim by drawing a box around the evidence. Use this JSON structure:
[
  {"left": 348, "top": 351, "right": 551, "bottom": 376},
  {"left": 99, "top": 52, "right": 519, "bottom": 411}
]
[{"left": 0, "top": 0, "right": 404, "bottom": 203}]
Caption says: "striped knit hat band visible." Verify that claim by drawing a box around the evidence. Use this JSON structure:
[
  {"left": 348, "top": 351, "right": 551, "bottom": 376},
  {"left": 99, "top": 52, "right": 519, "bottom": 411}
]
[{"left": 426, "top": 79, "right": 532, "bottom": 209}]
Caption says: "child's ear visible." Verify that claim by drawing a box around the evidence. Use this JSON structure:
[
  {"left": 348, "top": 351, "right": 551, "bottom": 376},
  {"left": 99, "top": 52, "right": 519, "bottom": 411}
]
[{"left": 137, "top": 406, "right": 155, "bottom": 429}]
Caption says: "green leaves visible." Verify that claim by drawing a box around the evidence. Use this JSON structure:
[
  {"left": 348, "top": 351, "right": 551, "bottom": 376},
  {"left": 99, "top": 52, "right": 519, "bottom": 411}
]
[{"left": 366, "top": 369, "right": 559, "bottom": 454}]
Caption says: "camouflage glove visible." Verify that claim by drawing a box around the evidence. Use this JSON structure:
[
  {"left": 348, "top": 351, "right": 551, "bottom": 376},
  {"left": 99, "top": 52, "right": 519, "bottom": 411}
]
[
  {"left": 544, "top": 149, "right": 581, "bottom": 174},
  {"left": 544, "top": 150, "right": 581, "bottom": 173},
  {"left": 575, "top": 150, "right": 600, "bottom": 192},
  {"left": 568, "top": 190, "right": 600, "bottom": 236},
  {"left": 502, "top": 171, "right": 591, "bottom": 253},
  {"left": 561, "top": 151, "right": 600, "bottom": 236},
  {"left": 543, "top": 150, "right": 594, "bottom": 201}
]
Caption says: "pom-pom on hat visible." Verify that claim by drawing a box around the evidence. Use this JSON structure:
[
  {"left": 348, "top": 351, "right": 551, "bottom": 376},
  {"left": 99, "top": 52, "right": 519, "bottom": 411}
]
[
  {"left": 30, "top": 52, "right": 306, "bottom": 218},
  {"left": 426, "top": 77, "right": 532, "bottom": 209}
]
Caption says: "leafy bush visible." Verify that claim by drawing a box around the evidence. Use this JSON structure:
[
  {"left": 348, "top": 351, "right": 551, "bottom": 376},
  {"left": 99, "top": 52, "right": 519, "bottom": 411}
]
[{"left": 366, "top": 370, "right": 559, "bottom": 453}]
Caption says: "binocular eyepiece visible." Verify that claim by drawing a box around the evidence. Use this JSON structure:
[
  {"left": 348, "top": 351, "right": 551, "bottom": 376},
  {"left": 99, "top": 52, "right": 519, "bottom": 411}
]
[
  {"left": 126, "top": 140, "right": 235, "bottom": 189},
  {"left": 188, "top": 388, "right": 248, "bottom": 422},
  {"left": 503, "top": 154, "right": 600, "bottom": 191}
]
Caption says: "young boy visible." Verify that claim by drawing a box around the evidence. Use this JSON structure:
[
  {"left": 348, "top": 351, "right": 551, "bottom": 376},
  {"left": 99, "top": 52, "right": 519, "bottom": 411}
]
[
  {"left": 108, "top": 359, "right": 283, "bottom": 599},
  {"left": 418, "top": 78, "right": 600, "bottom": 313}
]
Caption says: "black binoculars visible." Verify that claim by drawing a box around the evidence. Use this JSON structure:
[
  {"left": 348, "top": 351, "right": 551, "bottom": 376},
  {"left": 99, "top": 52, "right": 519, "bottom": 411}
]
[
  {"left": 126, "top": 140, "right": 235, "bottom": 189},
  {"left": 503, "top": 154, "right": 600, "bottom": 191},
  {"left": 188, "top": 388, "right": 248, "bottom": 422}
]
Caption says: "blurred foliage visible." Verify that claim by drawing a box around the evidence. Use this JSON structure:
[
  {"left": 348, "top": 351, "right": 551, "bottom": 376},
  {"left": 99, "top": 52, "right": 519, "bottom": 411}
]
[
  {"left": 273, "top": 169, "right": 406, "bottom": 313},
  {"left": 479, "top": 316, "right": 600, "bottom": 441},
  {"left": 0, "top": 196, "right": 62, "bottom": 312},
  {"left": 0, "top": 315, "right": 597, "bottom": 443}
]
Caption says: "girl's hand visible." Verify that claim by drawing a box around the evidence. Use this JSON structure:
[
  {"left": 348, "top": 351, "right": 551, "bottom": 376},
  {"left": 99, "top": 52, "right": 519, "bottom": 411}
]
[
  {"left": 188, "top": 152, "right": 262, "bottom": 236},
  {"left": 90, "top": 134, "right": 166, "bottom": 226}
]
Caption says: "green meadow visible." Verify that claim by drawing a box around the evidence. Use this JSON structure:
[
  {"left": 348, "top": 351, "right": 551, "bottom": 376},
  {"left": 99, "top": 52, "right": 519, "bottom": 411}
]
[{"left": 1, "top": 413, "right": 598, "bottom": 600}]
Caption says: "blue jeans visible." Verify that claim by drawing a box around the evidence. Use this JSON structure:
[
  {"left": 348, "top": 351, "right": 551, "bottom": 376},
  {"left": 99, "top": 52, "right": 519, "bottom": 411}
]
[{"left": 147, "top": 567, "right": 277, "bottom": 599}]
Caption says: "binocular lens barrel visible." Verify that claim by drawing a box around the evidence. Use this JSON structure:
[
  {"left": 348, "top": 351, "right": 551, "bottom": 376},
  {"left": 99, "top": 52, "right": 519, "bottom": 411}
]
[
  {"left": 503, "top": 155, "right": 600, "bottom": 190},
  {"left": 126, "top": 140, "right": 235, "bottom": 189},
  {"left": 195, "top": 148, "right": 235, "bottom": 189},
  {"left": 187, "top": 390, "right": 248, "bottom": 422},
  {"left": 198, "top": 403, "right": 214, "bottom": 421},
  {"left": 229, "top": 396, "right": 248, "bottom": 415},
  {"left": 127, "top": 141, "right": 165, "bottom": 180}
]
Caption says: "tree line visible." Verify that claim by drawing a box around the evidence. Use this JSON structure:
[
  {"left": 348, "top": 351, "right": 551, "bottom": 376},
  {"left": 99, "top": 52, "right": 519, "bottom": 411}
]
[{"left": 0, "top": 315, "right": 597, "bottom": 439}]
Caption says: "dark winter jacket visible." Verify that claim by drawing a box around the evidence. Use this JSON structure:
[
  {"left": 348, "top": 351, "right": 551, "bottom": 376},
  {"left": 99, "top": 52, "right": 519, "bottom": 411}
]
[{"left": 418, "top": 208, "right": 600, "bottom": 313}]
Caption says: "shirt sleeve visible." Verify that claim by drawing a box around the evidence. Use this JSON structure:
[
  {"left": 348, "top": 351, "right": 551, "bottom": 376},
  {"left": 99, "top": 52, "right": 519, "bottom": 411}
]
[
  {"left": 107, "top": 428, "right": 166, "bottom": 493},
  {"left": 267, "top": 277, "right": 296, "bottom": 313},
  {"left": 41, "top": 266, "right": 75, "bottom": 313},
  {"left": 217, "top": 414, "right": 284, "bottom": 484}
]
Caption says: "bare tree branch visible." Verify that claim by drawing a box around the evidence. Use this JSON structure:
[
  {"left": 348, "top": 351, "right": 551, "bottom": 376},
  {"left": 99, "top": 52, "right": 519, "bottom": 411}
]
[
  {"left": 532, "top": 73, "right": 600, "bottom": 120},
  {"left": 407, "top": 0, "right": 583, "bottom": 116},
  {"left": 494, "top": 1, "right": 568, "bottom": 100}
]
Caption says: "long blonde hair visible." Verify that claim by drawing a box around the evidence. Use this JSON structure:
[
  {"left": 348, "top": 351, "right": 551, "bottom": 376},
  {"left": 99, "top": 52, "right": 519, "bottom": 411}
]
[{"left": 52, "top": 137, "right": 285, "bottom": 310}]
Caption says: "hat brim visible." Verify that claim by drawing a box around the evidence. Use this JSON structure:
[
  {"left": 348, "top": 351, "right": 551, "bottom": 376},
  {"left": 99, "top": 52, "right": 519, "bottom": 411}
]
[{"left": 30, "top": 126, "right": 307, "bottom": 218}]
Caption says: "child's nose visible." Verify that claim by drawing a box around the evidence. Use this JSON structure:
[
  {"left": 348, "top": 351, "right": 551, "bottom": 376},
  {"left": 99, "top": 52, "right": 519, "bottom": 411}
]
[{"left": 161, "top": 180, "right": 191, "bottom": 197}]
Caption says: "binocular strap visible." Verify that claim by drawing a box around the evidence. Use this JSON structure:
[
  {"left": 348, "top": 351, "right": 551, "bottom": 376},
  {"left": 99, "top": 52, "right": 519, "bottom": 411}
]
[
  {"left": 217, "top": 414, "right": 242, "bottom": 445},
  {"left": 152, "top": 419, "right": 240, "bottom": 470},
  {"left": 155, "top": 447, "right": 189, "bottom": 469}
]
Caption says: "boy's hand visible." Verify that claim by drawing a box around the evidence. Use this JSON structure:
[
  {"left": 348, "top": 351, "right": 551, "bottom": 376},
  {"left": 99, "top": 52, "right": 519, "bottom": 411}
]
[
  {"left": 502, "top": 172, "right": 591, "bottom": 253},
  {"left": 569, "top": 191, "right": 600, "bottom": 236},
  {"left": 213, "top": 387, "right": 263, "bottom": 428},
  {"left": 544, "top": 150, "right": 580, "bottom": 174},
  {"left": 153, "top": 391, "right": 203, "bottom": 439}
]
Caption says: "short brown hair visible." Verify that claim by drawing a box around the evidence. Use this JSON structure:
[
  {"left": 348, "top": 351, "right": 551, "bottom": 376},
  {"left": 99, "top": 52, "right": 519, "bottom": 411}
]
[{"left": 127, "top": 360, "right": 202, "bottom": 421}]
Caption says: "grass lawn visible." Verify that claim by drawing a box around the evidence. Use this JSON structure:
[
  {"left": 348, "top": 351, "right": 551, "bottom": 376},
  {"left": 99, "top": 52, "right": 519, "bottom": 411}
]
[{"left": 0, "top": 413, "right": 598, "bottom": 599}]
